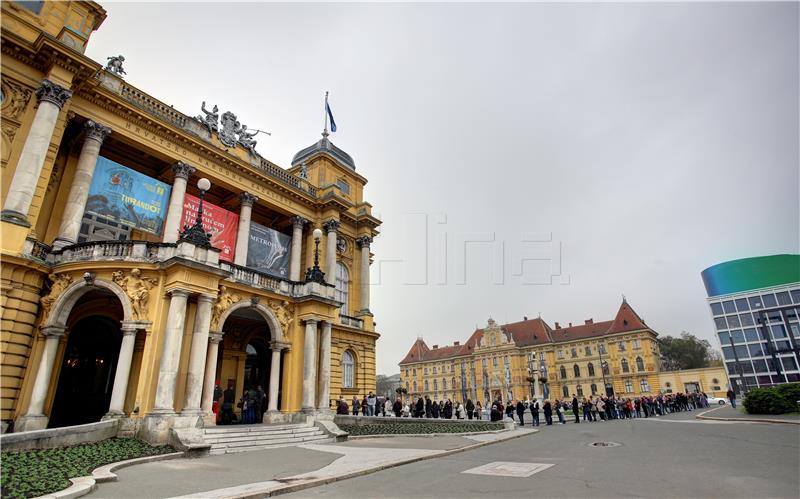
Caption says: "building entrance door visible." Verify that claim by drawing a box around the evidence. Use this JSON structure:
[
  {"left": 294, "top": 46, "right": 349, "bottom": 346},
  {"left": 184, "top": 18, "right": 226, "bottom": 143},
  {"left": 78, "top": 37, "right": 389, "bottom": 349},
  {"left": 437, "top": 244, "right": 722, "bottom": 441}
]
[{"left": 48, "top": 316, "right": 122, "bottom": 428}]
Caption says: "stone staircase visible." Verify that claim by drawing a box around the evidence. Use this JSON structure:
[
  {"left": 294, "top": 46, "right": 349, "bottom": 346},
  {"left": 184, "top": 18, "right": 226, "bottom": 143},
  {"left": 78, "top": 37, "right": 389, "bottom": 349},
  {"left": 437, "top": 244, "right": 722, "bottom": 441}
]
[{"left": 203, "top": 423, "right": 333, "bottom": 455}]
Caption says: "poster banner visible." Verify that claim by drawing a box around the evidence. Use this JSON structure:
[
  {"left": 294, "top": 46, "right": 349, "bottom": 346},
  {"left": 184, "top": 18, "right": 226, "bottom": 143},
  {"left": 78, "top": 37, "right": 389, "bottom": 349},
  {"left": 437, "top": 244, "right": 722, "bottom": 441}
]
[
  {"left": 85, "top": 156, "right": 172, "bottom": 235},
  {"left": 246, "top": 222, "right": 291, "bottom": 277},
  {"left": 180, "top": 194, "right": 239, "bottom": 262}
]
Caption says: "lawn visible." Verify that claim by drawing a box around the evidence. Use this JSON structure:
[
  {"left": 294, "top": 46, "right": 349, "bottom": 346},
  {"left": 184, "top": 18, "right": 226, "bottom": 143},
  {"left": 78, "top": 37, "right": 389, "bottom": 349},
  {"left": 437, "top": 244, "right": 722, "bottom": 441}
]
[
  {"left": 338, "top": 421, "right": 502, "bottom": 435},
  {"left": 1, "top": 438, "right": 175, "bottom": 499}
]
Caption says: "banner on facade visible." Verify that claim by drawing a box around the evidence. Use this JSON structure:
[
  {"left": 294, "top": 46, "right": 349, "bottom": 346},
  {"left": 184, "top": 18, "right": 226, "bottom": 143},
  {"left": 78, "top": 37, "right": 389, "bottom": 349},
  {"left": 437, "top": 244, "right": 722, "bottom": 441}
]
[
  {"left": 180, "top": 194, "right": 239, "bottom": 262},
  {"left": 84, "top": 156, "right": 172, "bottom": 235},
  {"left": 246, "top": 222, "right": 291, "bottom": 277}
]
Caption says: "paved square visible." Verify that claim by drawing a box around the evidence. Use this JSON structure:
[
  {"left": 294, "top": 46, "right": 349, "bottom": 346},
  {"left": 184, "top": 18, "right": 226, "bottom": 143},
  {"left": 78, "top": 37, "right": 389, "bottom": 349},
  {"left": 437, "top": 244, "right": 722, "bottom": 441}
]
[{"left": 461, "top": 461, "right": 554, "bottom": 478}]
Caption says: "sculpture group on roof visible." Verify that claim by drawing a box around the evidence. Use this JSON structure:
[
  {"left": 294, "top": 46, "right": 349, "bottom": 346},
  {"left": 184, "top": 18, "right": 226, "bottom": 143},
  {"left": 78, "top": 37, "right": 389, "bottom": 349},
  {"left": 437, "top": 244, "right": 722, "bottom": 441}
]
[{"left": 195, "top": 101, "right": 269, "bottom": 157}]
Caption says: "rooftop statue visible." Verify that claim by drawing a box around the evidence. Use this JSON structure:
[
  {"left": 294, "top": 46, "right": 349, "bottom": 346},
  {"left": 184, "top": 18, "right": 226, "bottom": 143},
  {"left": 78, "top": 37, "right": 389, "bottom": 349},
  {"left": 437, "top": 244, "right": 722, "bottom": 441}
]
[
  {"left": 196, "top": 101, "right": 219, "bottom": 134},
  {"left": 105, "top": 55, "right": 126, "bottom": 77}
]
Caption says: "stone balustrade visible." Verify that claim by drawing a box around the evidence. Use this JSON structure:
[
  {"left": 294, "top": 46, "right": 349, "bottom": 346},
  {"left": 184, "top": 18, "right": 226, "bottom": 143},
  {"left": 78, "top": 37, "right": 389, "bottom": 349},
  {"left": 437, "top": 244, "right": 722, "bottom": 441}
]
[{"left": 339, "top": 314, "right": 364, "bottom": 329}]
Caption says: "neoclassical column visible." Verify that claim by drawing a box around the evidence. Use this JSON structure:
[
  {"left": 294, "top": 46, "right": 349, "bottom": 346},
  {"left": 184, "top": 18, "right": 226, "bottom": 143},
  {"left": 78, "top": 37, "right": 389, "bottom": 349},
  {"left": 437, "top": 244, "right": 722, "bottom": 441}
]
[
  {"left": 200, "top": 332, "right": 223, "bottom": 415},
  {"left": 316, "top": 321, "right": 332, "bottom": 412},
  {"left": 53, "top": 120, "right": 112, "bottom": 249},
  {"left": 16, "top": 326, "right": 66, "bottom": 431},
  {"left": 1, "top": 80, "right": 72, "bottom": 226},
  {"left": 301, "top": 318, "right": 319, "bottom": 413},
  {"left": 152, "top": 289, "right": 190, "bottom": 414},
  {"left": 105, "top": 323, "right": 138, "bottom": 417},
  {"left": 162, "top": 162, "right": 195, "bottom": 243},
  {"left": 233, "top": 193, "right": 258, "bottom": 266},
  {"left": 323, "top": 219, "right": 340, "bottom": 285},
  {"left": 356, "top": 236, "right": 373, "bottom": 314},
  {"left": 289, "top": 216, "right": 307, "bottom": 281},
  {"left": 267, "top": 342, "right": 288, "bottom": 412},
  {"left": 181, "top": 294, "right": 215, "bottom": 415}
]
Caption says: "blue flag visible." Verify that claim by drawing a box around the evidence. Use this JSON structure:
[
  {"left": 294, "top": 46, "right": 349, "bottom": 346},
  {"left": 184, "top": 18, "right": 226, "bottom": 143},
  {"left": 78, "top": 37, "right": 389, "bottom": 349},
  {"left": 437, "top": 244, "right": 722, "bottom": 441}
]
[{"left": 326, "top": 101, "right": 337, "bottom": 132}]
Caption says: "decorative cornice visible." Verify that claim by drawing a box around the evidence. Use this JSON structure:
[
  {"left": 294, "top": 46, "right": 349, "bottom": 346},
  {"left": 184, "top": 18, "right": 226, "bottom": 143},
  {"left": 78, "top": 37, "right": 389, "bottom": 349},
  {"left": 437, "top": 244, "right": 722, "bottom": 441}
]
[
  {"left": 36, "top": 79, "right": 72, "bottom": 109},
  {"left": 239, "top": 192, "right": 258, "bottom": 207},
  {"left": 323, "top": 219, "right": 340, "bottom": 233},
  {"left": 172, "top": 161, "right": 196, "bottom": 180},
  {"left": 84, "top": 120, "right": 112, "bottom": 144}
]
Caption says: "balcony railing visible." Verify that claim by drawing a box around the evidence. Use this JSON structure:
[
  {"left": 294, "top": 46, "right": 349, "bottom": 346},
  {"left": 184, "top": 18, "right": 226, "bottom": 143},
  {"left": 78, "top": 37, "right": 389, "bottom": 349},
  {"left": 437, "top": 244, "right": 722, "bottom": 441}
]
[
  {"left": 340, "top": 314, "right": 364, "bottom": 329},
  {"left": 219, "top": 261, "right": 290, "bottom": 293},
  {"left": 50, "top": 240, "right": 174, "bottom": 264}
]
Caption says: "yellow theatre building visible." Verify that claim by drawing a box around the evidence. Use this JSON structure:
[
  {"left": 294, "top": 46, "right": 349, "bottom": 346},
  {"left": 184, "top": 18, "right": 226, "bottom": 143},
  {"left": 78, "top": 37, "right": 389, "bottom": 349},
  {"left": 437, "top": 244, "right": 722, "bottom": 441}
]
[
  {"left": 400, "top": 299, "right": 667, "bottom": 404},
  {"left": 0, "top": 1, "right": 380, "bottom": 441}
]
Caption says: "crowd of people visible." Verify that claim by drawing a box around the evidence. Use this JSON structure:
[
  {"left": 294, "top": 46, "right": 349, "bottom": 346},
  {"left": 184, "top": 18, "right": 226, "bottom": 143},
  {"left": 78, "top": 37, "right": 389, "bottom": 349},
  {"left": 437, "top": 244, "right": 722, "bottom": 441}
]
[{"left": 335, "top": 390, "right": 731, "bottom": 426}]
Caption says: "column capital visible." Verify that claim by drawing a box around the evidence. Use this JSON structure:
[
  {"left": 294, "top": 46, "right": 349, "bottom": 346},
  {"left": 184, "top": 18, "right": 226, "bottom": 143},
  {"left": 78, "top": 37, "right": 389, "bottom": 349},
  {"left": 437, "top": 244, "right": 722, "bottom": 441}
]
[
  {"left": 171, "top": 161, "right": 196, "bottom": 180},
  {"left": 239, "top": 192, "right": 258, "bottom": 207},
  {"left": 269, "top": 341, "right": 290, "bottom": 351},
  {"left": 84, "top": 120, "right": 112, "bottom": 144},
  {"left": 36, "top": 79, "right": 72, "bottom": 109},
  {"left": 167, "top": 288, "right": 191, "bottom": 298},
  {"left": 40, "top": 325, "right": 67, "bottom": 338},
  {"left": 197, "top": 293, "right": 216, "bottom": 305},
  {"left": 209, "top": 332, "right": 223, "bottom": 344},
  {"left": 292, "top": 216, "right": 308, "bottom": 229},
  {"left": 323, "top": 219, "right": 340, "bottom": 233},
  {"left": 356, "top": 236, "right": 373, "bottom": 249},
  {"left": 303, "top": 317, "right": 319, "bottom": 326}
]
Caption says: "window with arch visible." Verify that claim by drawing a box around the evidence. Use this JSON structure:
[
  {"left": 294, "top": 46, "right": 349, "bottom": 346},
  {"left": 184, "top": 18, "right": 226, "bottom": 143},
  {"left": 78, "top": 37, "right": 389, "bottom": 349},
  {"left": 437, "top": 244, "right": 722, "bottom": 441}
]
[
  {"left": 413, "top": 368, "right": 416, "bottom": 376},
  {"left": 585, "top": 346, "right": 592, "bottom": 356},
  {"left": 636, "top": 356, "right": 645, "bottom": 372},
  {"left": 621, "top": 358, "right": 630, "bottom": 373},
  {"left": 492, "top": 357, "right": 498, "bottom": 367},
  {"left": 342, "top": 350, "right": 355, "bottom": 388},
  {"left": 335, "top": 262, "right": 349, "bottom": 314},
  {"left": 442, "top": 378, "right": 447, "bottom": 390},
  {"left": 433, "top": 379, "right": 438, "bottom": 391},
  {"left": 424, "top": 380, "right": 429, "bottom": 391},
  {"left": 560, "top": 366, "right": 567, "bottom": 379},
  {"left": 640, "top": 379, "right": 650, "bottom": 392},
  {"left": 624, "top": 379, "right": 633, "bottom": 392},
  {"left": 562, "top": 385, "right": 570, "bottom": 398},
  {"left": 601, "top": 362, "right": 609, "bottom": 376},
  {"left": 573, "top": 364, "right": 581, "bottom": 378},
  {"left": 571, "top": 348, "right": 577, "bottom": 358},
  {"left": 413, "top": 381, "right": 417, "bottom": 392},
  {"left": 576, "top": 385, "right": 584, "bottom": 397},
  {"left": 591, "top": 383, "right": 598, "bottom": 395},
  {"left": 588, "top": 363, "right": 595, "bottom": 377},
  {"left": 433, "top": 367, "right": 437, "bottom": 374}
]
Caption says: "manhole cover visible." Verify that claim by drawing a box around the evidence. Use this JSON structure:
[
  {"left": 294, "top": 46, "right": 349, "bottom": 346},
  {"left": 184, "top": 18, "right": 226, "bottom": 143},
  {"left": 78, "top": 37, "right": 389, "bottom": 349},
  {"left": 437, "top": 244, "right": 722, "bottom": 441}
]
[
  {"left": 588, "top": 441, "right": 621, "bottom": 447},
  {"left": 462, "top": 462, "right": 555, "bottom": 477}
]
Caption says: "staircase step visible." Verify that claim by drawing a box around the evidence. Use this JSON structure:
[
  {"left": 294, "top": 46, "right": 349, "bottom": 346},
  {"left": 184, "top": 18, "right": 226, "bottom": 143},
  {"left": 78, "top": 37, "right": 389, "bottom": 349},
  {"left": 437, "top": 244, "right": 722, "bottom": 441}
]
[
  {"left": 202, "top": 427, "right": 319, "bottom": 440},
  {"left": 208, "top": 435, "right": 333, "bottom": 455},
  {"left": 204, "top": 431, "right": 324, "bottom": 445},
  {"left": 204, "top": 423, "right": 310, "bottom": 434}
]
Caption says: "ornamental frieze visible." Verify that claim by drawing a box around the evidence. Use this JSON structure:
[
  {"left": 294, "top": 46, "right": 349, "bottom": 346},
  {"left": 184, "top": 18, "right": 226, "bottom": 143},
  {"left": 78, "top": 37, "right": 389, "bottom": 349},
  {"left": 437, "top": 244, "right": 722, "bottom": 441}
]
[
  {"left": 112, "top": 269, "right": 157, "bottom": 321},
  {"left": 1, "top": 78, "right": 33, "bottom": 121},
  {"left": 39, "top": 273, "right": 74, "bottom": 322},
  {"left": 268, "top": 299, "right": 294, "bottom": 339},
  {"left": 210, "top": 285, "right": 241, "bottom": 331}
]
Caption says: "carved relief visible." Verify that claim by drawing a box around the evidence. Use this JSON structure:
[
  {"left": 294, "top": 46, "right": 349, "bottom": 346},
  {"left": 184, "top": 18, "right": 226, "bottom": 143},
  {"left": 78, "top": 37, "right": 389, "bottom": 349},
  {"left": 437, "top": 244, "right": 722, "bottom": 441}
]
[
  {"left": 112, "top": 269, "right": 157, "bottom": 321},
  {"left": 40, "top": 274, "right": 74, "bottom": 322},
  {"left": 268, "top": 299, "right": 294, "bottom": 338},
  {"left": 211, "top": 285, "right": 241, "bottom": 330},
  {"left": 1, "top": 78, "right": 34, "bottom": 121}
]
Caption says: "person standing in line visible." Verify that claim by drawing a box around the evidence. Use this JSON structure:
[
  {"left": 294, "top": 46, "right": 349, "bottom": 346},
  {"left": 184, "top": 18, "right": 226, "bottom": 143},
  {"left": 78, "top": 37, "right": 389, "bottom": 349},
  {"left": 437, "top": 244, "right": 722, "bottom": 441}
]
[
  {"left": 530, "top": 398, "right": 540, "bottom": 427},
  {"left": 466, "top": 399, "right": 475, "bottom": 420},
  {"left": 366, "top": 392, "right": 377, "bottom": 416},
  {"left": 425, "top": 395, "right": 433, "bottom": 418},
  {"left": 222, "top": 382, "right": 235, "bottom": 425},
  {"left": 555, "top": 399, "right": 566, "bottom": 424},
  {"left": 255, "top": 385, "right": 266, "bottom": 423},
  {"left": 351, "top": 395, "right": 360, "bottom": 416},
  {"left": 337, "top": 396, "right": 349, "bottom": 415},
  {"left": 475, "top": 401, "right": 483, "bottom": 420},
  {"left": 516, "top": 400, "right": 525, "bottom": 426},
  {"left": 384, "top": 397, "right": 392, "bottom": 417},
  {"left": 727, "top": 388, "right": 737, "bottom": 409},
  {"left": 415, "top": 397, "right": 424, "bottom": 418},
  {"left": 572, "top": 395, "right": 580, "bottom": 423},
  {"left": 543, "top": 399, "right": 553, "bottom": 425},
  {"left": 361, "top": 395, "right": 368, "bottom": 416},
  {"left": 393, "top": 397, "right": 403, "bottom": 417},
  {"left": 431, "top": 399, "right": 440, "bottom": 418}
]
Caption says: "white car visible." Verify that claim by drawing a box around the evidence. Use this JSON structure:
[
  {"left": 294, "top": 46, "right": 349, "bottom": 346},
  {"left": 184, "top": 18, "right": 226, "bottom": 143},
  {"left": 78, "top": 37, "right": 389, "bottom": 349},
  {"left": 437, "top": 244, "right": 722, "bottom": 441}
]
[{"left": 706, "top": 396, "right": 727, "bottom": 405}]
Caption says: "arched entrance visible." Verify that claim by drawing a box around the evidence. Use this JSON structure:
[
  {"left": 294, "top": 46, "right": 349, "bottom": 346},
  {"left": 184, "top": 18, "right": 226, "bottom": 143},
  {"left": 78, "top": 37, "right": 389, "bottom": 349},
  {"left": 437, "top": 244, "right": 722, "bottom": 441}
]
[
  {"left": 215, "top": 305, "right": 283, "bottom": 424},
  {"left": 48, "top": 289, "right": 124, "bottom": 428}
]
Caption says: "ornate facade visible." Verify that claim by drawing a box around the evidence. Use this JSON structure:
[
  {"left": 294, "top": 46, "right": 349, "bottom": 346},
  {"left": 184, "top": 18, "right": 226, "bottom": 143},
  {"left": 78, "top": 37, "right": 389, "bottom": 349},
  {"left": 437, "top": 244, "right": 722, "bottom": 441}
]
[
  {"left": 399, "top": 300, "right": 663, "bottom": 404},
  {"left": 0, "top": 1, "right": 380, "bottom": 440}
]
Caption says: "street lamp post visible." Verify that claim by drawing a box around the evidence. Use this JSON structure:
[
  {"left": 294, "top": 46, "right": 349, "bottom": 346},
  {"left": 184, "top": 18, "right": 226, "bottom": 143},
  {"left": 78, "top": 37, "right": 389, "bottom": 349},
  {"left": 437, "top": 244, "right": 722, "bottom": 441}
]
[
  {"left": 304, "top": 228, "right": 326, "bottom": 284},
  {"left": 598, "top": 341, "right": 611, "bottom": 397},
  {"left": 179, "top": 177, "right": 212, "bottom": 247}
]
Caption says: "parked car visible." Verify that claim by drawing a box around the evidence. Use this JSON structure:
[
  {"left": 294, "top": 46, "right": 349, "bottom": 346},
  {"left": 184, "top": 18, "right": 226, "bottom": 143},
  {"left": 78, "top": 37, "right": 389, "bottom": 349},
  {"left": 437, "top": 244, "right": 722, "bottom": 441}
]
[{"left": 706, "top": 396, "right": 727, "bottom": 405}]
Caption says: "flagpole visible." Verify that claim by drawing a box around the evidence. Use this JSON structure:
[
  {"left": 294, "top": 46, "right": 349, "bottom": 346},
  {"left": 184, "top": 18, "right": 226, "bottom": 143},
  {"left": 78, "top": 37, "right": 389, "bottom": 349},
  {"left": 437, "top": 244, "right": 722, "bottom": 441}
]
[{"left": 323, "top": 91, "right": 329, "bottom": 137}]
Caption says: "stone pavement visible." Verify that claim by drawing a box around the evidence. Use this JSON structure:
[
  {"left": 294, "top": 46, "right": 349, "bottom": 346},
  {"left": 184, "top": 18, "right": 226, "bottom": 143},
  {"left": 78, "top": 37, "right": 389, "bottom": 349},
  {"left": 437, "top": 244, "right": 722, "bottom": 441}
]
[
  {"left": 697, "top": 404, "right": 800, "bottom": 423},
  {"left": 89, "top": 429, "right": 535, "bottom": 499}
]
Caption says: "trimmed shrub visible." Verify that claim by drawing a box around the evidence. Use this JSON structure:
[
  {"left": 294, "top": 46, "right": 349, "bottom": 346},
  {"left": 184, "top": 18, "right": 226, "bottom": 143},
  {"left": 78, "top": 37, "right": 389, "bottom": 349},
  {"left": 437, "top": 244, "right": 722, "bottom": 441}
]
[
  {"left": 742, "top": 385, "right": 798, "bottom": 415},
  {"left": 774, "top": 382, "right": 800, "bottom": 406},
  {"left": 1, "top": 438, "right": 175, "bottom": 499}
]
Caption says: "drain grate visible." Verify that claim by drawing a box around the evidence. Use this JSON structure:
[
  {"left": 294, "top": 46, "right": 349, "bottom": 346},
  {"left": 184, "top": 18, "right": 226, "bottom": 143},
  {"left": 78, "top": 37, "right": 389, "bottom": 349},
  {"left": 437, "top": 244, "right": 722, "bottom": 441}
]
[{"left": 588, "top": 441, "right": 621, "bottom": 447}]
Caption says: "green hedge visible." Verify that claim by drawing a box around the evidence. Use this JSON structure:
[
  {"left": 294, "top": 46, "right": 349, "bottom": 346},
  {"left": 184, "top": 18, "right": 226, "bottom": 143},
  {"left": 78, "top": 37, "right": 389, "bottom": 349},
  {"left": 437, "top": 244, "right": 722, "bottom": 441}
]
[
  {"left": 743, "top": 383, "right": 800, "bottom": 415},
  {"left": 338, "top": 422, "right": 500, "bottom": 435},
  {"left": 1, "top": 438, "right": 175, "bottom": 499}
]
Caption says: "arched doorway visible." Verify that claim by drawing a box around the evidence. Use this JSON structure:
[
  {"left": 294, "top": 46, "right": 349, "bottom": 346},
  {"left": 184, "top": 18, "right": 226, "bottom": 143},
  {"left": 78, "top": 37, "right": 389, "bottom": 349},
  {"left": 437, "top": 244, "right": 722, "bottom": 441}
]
[
  {"left": 48, "top": 290, "right": 124, "bottom": 428},
  {"left": 215, "top": 306, "right": 282, "bottom": 424}
]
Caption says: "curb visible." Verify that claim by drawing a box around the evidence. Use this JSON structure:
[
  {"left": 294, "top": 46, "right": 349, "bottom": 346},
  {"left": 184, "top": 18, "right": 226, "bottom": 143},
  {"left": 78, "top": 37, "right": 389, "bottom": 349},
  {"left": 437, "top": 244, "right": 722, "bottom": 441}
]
[
  {"left": 695, "top": 406, "right": 800, "bottom": 425},
  {"left": 347, "top": 428, "right": 509, "bottom": 439},
  {"left": 32, "top": 451, "right": 185, "bottom": 499},
  {"left": 177, "top": 429, "right": 536, "bottom": 498}
]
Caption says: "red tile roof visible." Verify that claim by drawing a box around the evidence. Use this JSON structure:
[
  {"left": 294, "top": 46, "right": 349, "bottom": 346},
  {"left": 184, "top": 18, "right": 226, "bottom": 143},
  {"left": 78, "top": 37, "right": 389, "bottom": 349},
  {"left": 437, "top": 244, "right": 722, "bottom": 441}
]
[
  {"left": 549, "top": 320, "right": 614, "bottom": 342},
  {"left": 399, "top": 338, "right": 430, "bottom": 364},
  {"left": 607, "top": 298, "right": 648, "bottom": 334}
]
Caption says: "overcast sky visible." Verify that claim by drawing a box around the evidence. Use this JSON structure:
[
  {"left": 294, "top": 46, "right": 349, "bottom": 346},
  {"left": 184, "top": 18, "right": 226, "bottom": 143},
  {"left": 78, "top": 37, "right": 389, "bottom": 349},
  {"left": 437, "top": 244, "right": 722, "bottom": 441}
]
[{"left": 86, "top": 2, "right": 799, "bottom": 375}]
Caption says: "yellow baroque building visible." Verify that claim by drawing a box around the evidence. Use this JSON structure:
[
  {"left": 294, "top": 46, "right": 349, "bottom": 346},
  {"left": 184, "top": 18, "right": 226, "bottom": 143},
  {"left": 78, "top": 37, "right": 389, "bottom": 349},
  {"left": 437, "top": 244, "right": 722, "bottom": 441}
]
[
  {"left": 0, "top": 1, "right": 380, "bottom": 441},
  {"left": 400, "top": 299, "right": 666, "bottom": 404}
]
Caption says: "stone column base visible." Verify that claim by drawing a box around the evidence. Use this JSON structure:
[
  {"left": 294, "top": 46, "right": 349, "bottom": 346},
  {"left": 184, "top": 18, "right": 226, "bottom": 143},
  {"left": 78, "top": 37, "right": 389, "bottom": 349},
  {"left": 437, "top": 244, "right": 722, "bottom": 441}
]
[
  {"left": 301, "top": 407, "right": 317, "bottom": 415},
  {"left": 101, "top": 411, "right": 125, "bottom": 421},
  {"left": 14, "top": 414, "right": 48, "bottom": 433},
  {"left": 315, "top": 409, "right": 334, "bottom": 421},
  {"left": 138, "top": 413, "right": 175, "bottom": 445}
]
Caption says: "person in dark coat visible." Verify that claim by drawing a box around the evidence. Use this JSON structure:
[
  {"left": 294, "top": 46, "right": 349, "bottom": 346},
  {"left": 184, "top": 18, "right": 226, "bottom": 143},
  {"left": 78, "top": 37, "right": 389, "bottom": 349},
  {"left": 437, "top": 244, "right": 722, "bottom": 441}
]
[
  {"left": 516, "top": 400, "right": 525, "bottom": 426},
  {"left": 466, "top": 399, "right": 475, "bottom": 420},
  {"left": 361, "top": 396, "right": 368, "bottom": 416},
  {"left": 572, "top": 395, "right": 580, "bottom": 423},
  {"left": 392, "top": 397, "right": 403, "bottom": 417},
  {"left": 444, "top": 399, "right": 453, "bottom": 419},
  {"left": 530, "top": 398, "right": 540, "bottom": 426},
  {"left": 424, "top": 396, "right": 432, "bottom": 418},
  {"left": 255, "top": 385, "right": 266, "bottom": 423},
  {"left": 352, "top": 396, "right": 360, "bottom": 416},
  {"left": 221, "top": 383, "right": 235, "bottom": 425},
  {"left": 505, "top": 402, "right": 514, "bottom": 420},
  {"left": 431, "top": 400, "right": 440, "bottom": 418},
  {"left": 415, "top": 397, "right": 424, "bottom": 418},
  {"left": 336, "top": 397, "right": 349, "bottom": 415},
  {"left": 490, "top": 404, "right": 502, "bottom": 422},
  {"left": 543, "top": 399, "right": 553, "bottom": 425}
]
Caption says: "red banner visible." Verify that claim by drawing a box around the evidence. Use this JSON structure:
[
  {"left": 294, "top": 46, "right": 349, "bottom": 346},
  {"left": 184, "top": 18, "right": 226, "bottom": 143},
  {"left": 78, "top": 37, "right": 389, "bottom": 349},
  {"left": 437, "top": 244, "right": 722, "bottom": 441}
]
[{"left": 181, "top": 194, "right": 239, "bottom": 262}]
